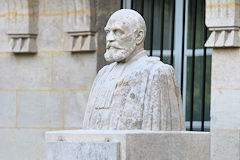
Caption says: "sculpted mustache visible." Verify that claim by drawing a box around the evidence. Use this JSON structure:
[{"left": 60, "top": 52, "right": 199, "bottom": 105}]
[{"left": 106, "top": 44, "right": 122, "bottom": 49}]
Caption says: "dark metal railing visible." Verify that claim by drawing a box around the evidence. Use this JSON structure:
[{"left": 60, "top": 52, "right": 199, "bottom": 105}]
[
  {"left": 121, "top": 0, "right": 210, "bottom": 131},
  {"left": 201, "top": 0, "right": 208, "bottom": 132},
  {"left": 149, "top": 0, "right": 155, "bottom": 56},
  {"left": 189, "top": 0, "right": 197, "bottom": 131},
  {"left": 180, "top": 0, "right": 186, "bottom": 97},
  {"left": 170, "top": 0, "right": 175, "bottom": 66}
]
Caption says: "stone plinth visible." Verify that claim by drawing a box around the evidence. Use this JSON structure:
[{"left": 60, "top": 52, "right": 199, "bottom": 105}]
[{"left": 46, "top": 130, "right": 210, "bottom": 160}]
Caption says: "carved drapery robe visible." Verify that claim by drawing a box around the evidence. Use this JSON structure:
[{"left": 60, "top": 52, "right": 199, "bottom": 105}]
[{"left": 83, "top": 50, "right": 185, "bottom": 130}]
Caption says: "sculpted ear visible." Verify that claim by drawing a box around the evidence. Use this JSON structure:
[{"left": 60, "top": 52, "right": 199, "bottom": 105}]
[{"left": 135, "top": 30, "right": 145, "bottom": 45}]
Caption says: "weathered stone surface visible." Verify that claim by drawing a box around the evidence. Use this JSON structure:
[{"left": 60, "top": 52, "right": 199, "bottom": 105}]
[
  {"left": 37, "top": 16, "right": 63, "bottom": 51},
  {"left": 205, "top": 0, "right": 240, "bottom": 47},
  {"left": 0, "top": 1, "right": 7, "bottom": 14},
  {"left": 46, "top": 130, "right": 210, "bottom": 160},
  {"left": 18, "top": 92, "right": 63, "bottom": 128},
  {"left": 205, "top": 29, "right": 240, "bottom": 47},
  {"left": 210, "top": 48, "right": 240, "bottom": 159},
  {"left": 211, "top": 130, "right": 240, "bottom": 160},
  {"left": 211, "top": 48, "right": 240, "bottom": 89},
  {"left": 8, "top": 34, "right": 37, "bottom": 53},
  {"left": 126, "top": 132, "right": 210, "bottom": 160},
  {"left": 211, "top": 89, "right": 240, "bottom": 130},
  {"left": 7, "top": 0, "right": 39, "bottom": 34},
  {"left": 0, "top": 13, "right": 9, "bottom": 52},
  {"left": 206, "top": 0, "right": 240, "bottom": 28},
  {"left": 62, "top": 0, "right": 95, "bottom": 32},
  {"left": 53, "top": 53, "right": 96, "bottom": 89},
  {"left": 83, "top": 9, "right": 185, "bottom": 130},
  {"left": 65, "top": 91, "right": 89, "bottom": 128},
  {"left": 64, "top": 31, "right": 96, "bottom": 52},
  {"left": 6, "top": 0, "right": 39, "bottom": 53},
  {"left": 0, "top": 128, "right": 45, "bottom": 160},
  {"left": 62, "top": 0, "right": 96, "bottom": 52},
  {"left": 0, "top": 92, "right": 16, "bottom": 127},
  {"left": 0, "top": 54, "right": 51, "bottom": 89},
  {"left": 39, "top": 0, "right": 62, "bottom": 14},
  {"left": 47, "top": 142, "right": 120, "bottom": 160}
]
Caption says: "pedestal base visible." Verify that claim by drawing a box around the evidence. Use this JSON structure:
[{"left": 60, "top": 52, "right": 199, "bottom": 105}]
[{"left": 46, "top": 130, "right": 210, "bottom": 160}]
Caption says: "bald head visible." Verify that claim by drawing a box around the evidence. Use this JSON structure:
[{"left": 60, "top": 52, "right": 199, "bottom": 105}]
[
  {"left": 104, "top": 9, "right": 147, "bottom": 62},
  {"left": 106, "top": 9, "right": 146, "bottom": 40}
]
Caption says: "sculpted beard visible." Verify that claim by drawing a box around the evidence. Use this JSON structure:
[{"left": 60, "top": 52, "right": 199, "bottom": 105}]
[{"left": 104, "top": 43, "right": 136, "bottom": 62}]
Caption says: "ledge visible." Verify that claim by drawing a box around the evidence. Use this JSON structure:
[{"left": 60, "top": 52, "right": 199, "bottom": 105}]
[{"left": 46, "top": 130, "right": 210, "bottom": 160}]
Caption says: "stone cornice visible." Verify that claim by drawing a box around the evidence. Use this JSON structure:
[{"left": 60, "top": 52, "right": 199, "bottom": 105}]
[
  {"left": 64, "top": 31, "right": 96, "bottom": 52},
  {"left": 205, "top": 27, "right": 240, "bottom": 47}
]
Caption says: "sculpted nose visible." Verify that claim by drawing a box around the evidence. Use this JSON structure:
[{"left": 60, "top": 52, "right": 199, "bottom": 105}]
[{"left": 106, "top": 31, "right": 115, "bottom": 42}]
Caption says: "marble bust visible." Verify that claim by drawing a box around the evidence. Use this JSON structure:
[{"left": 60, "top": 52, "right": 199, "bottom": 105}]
[{"left": 83, "top": 9, "right": 185, "bottom": 131}]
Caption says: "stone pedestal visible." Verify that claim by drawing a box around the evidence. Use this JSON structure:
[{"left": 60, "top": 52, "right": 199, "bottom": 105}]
[{"left": 46, "top": 130, "right": 210, "bottom": 160}]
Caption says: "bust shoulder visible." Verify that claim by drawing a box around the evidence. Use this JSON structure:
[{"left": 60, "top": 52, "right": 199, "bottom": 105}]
[
  {"left": 140, "top": 56, "right": 174, "bottom": 74},
  {"left": 97, "top": 62, "right": 117, "bottom": 75}
]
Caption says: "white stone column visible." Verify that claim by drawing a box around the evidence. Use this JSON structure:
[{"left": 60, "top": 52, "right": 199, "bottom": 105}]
[{"left": 205, "top": 0, "right": 240, "bottom": 159}]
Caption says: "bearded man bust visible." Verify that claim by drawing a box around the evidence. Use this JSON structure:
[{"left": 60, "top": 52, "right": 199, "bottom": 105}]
[{"left": 83, "top": 9, "right": 185, "bottom": 131}]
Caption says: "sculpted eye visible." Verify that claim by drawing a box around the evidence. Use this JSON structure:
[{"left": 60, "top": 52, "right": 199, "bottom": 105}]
[
  {"left": 105, "top": 30, "right": 110, "bottom": 34},
  {"left": 113, "top": 29, "right": 124, "bottom": 36}
]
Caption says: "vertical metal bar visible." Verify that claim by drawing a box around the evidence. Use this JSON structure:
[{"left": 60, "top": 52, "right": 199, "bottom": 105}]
[
  {"left": 131, "top": 0, "right": 133, "bottom": 9},
  {"left": 120, "top": 0, "right": 123, "bottom": 9},
  {"left": 141, "top": 0, "right": 144, "bottom": 15},
  {"left": 170, "top": 0, "right": 176, "bottom": 66},
  {"left": 150, "top": 0, "right": 155, "bottom": 56},
  {"left": 181, "top": 0, "right": 186, "bottom": 95},
  {"left": 160, "top": 0, "right": 165, "bottom": 60},
  {"left": 201, "top": 0, "right": 207, "bottom": 132},
  {"left": 190, "top": 0, "right": 198, "bottom": 131}
]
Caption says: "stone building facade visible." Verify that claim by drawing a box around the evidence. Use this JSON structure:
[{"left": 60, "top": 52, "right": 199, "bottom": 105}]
[{"left": 0, "top": 0, "right": 119, "bottom": 159}]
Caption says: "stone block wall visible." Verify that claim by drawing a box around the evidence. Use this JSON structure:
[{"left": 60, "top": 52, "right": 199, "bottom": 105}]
[{"left": 0, "top": 0, "right": 120, "bottom": 159}]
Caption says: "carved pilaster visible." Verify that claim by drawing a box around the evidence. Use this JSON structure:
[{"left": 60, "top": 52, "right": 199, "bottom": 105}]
[
  {"left": 205, "top": 0, "right": 240, "bottom": 47},
  {"left": 7, "top": 0, "right": 39, "bottom": 53},
  {"left": 62, "top": 0, "right": 96, "bottom": 52}
]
